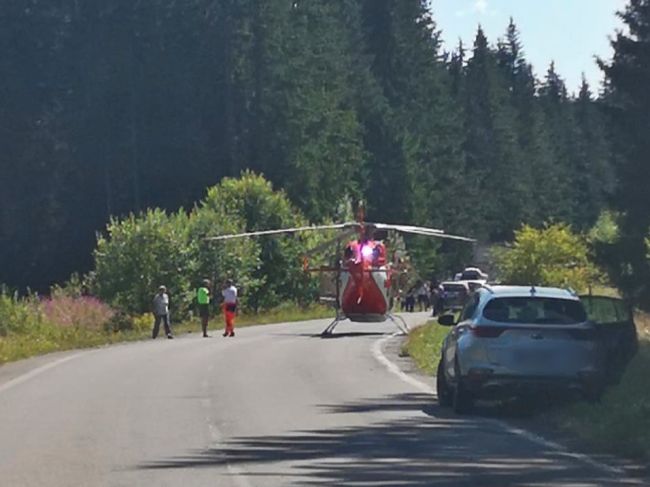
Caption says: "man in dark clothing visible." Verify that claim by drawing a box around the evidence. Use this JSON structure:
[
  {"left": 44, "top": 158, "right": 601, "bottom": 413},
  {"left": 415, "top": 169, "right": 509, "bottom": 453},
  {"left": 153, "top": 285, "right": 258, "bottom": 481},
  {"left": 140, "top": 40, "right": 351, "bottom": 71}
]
[{"left": 152, "top": 285, "right": 173, "bottom": 339}]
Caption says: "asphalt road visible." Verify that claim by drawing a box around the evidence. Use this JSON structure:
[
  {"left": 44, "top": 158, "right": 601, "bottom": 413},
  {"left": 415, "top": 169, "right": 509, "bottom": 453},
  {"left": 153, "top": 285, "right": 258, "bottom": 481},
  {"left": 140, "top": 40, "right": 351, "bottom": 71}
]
[{"left": 0, "top": 313, "right": 645, "bottom": 486}]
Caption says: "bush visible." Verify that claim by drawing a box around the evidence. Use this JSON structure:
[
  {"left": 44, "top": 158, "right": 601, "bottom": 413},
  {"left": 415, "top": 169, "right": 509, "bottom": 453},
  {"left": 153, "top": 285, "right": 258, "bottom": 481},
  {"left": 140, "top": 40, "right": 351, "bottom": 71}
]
[
  {"left": 104, "top": 310, "right": 135, "bottom": 333},
  {"left": 92, "top": 173, "right": 326, "bottom": 315},
  {"left": 0, "top": 293, "right": 44, "bottom": 336},
  {"left": 94, "top": 208, "right": 194, "bottom": 315},
  {"left": 193, "top": 171, "right": 324, "bottom": 311},
  {"left": 493, "top": 223, "right": 601, "bottom": 291},
  {"left": 40, "top": 295, "right": 115, "bottom": 331}
]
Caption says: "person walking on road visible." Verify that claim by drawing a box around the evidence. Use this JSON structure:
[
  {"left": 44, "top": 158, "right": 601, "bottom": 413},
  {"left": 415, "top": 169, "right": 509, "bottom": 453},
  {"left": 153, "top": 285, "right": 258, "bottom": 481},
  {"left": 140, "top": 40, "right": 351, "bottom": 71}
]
[
  {"left": 222, "top": 279, "right": 238, "bottom": 337},
  {"left": 152, "top": 285, "right": 173, "bottom": 339},
  {"left": 197, "top": 279, "right": 211, "bottom": 338}
]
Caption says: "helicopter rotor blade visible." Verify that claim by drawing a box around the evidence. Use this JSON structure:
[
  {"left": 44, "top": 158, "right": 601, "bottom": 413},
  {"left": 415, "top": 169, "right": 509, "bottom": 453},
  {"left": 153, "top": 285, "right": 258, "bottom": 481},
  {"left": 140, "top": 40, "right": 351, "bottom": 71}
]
[
  {"left": 369, "top": 223, "right": 476, "bottom": 242},
  {"left": 204, "top": 222, "right": 360, "bottom": 241},
  {"left": 303, "top": 228, "right": 358, "bottom": 258}
]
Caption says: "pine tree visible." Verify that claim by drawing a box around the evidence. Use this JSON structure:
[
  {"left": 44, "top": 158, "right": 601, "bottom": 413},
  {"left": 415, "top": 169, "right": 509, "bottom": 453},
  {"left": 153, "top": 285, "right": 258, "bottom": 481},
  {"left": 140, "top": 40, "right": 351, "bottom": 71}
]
[
  {"left": 537, "top": 62, "right": 578, "bottom": 223},
  {"left": 572, "top": 76, "right": 614, "bottom": 227},
  {"left": 360, "top": 0, "right": 468, "bottom": 233},
  {"left": 600, "top": 0, "right": 650, "bottom": 306},
  {"left": 463, "top": 26, "right": 525, "bottom": 240}
]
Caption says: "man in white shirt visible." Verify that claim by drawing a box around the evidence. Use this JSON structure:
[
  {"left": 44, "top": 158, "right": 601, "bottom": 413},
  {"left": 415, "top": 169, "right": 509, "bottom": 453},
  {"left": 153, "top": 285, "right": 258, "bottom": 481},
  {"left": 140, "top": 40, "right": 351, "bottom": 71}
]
[
  {"left": 222, "top": 279, "right": 238, "bottom": 337},
  {"left": 152, "top": 285, "right": 173, "bottom": 339}
]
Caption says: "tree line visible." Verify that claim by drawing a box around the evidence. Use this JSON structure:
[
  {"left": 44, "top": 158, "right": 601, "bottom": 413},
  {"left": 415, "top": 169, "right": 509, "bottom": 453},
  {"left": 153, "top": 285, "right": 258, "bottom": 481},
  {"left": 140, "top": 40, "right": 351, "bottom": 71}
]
[{"left": 1, "top": 0, "right": 648, "bottom": 307}]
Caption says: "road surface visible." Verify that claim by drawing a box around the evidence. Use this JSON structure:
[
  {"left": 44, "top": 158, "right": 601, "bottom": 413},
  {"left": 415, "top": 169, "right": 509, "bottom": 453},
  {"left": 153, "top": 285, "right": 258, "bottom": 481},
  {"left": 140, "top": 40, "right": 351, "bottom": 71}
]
[{"left": 0, "top": 314, "right": 644, "bottom": 486}]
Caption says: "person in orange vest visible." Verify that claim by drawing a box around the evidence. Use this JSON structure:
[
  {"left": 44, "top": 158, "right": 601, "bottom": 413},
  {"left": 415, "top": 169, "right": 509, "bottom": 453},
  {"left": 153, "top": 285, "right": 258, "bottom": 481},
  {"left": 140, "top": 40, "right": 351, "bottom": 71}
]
[{"left": 222, "top": 279, "right": 238, "bottom": 337}]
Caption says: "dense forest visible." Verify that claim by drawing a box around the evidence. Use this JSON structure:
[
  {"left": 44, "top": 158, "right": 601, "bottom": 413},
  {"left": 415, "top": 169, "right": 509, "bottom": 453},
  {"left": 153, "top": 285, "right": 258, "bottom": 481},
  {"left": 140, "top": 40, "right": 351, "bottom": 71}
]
[{"left": 1, "top": 0, "right": 648, "bottom": 306}]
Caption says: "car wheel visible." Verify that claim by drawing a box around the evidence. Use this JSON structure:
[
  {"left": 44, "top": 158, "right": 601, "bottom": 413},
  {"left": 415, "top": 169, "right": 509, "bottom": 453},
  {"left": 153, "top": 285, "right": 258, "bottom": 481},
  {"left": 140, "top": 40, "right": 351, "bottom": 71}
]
[
  {"left": 436, "top": 360, "right": 452, "bottom": 407},
  {"left": 452, "top": 360, "right": 474, "bottom": 415}
]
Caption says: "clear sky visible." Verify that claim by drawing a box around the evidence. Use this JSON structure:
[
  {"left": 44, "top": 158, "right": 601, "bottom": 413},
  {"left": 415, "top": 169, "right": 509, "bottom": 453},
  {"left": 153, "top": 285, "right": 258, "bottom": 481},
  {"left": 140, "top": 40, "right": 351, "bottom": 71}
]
[{"left": 429, "top": 0, "right": 626, "bottom": 95}]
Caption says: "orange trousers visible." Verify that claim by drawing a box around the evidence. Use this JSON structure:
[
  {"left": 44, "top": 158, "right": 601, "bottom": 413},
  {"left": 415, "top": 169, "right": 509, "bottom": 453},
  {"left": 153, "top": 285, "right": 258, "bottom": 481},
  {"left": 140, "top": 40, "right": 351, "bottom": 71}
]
[{"left": 223, "top": 304, "right": 236, "bottom": 335}]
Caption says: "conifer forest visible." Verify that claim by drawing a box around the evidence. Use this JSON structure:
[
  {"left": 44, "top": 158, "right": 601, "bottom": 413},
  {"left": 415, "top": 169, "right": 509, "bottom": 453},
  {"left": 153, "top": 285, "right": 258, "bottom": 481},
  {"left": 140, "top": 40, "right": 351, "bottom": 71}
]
[{"left": 2, "top": 1, "right": 650, "bottom": 307}]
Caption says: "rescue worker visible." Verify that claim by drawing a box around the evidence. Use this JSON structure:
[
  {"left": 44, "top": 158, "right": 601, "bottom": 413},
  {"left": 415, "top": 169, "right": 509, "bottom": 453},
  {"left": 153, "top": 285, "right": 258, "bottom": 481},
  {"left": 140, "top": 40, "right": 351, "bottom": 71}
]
[
  {"left": 197, "top": 279, "right": 211, "bottom": 338},
  {"left": 152, "top": 285, "right": 173, "bottom": 339},
  {"left": 222, "top": 279, "right": 238, "bottom": 337}
]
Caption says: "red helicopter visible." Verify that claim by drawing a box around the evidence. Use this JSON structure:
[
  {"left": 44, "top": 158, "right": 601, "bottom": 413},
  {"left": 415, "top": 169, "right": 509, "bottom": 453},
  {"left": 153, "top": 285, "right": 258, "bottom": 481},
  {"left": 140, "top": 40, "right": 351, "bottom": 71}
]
[{"left": 206, "top": 207, "right": 475, "bottom": 336}]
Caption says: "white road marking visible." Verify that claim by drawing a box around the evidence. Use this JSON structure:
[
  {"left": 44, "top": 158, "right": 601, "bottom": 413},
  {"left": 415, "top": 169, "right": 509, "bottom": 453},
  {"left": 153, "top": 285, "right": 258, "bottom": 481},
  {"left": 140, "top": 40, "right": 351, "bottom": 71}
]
[
  {"left": 0, "top": 352, "right": 89, "bottom": 395},
  {"left": 371, "top": 333, "right": 626, "bottom": 478}
]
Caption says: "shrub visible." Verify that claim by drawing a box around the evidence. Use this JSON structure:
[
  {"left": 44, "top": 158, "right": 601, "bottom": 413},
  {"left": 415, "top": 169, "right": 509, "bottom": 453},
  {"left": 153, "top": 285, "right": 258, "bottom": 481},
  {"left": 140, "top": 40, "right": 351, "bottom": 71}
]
[
  {"left": 92, "top": 173, "right": 326, "bottom": 315},
  {"left": 40, "top": 295, "right": 115, "bottom": 331},
  {"left": 190, "top": 172, "right": 323, "bottom": 311},
  {"left": 94, "top": 209, "right": 194, "bottom": 315},
  {"left": 0, "top": 293, "right": 44, "bottom": 336},
  {"left": 104, "top": 310, "right": 135, "bottom": 333},
  {"left": 493, "top": 223, "right": 601, "bottom": 291}
]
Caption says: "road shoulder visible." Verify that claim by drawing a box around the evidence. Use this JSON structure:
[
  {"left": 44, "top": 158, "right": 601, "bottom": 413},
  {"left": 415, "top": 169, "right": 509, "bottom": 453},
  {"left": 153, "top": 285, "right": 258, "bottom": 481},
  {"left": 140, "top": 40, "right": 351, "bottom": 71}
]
[{"left": 380, "top": 331, "right": 650, "bottom": 483}]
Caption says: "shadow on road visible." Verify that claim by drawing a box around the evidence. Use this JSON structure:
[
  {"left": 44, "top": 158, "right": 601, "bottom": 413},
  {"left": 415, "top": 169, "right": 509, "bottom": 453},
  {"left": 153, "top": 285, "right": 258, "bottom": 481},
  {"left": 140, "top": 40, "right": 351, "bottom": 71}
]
[
  {"left": 136, "top": 393, "right": 638, "bottom": 486},
  {"left": 277, "top": 331, "right": 389, "bottom": 339}
]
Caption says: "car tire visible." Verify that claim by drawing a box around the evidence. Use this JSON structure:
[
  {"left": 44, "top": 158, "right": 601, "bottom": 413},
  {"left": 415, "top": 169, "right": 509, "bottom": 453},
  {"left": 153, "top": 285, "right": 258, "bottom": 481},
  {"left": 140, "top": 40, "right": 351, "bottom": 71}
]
[
  {"left": 452, "top": 360, "right": 474, "bottom": 415},
  {"left": 436, "top": 360, "right": 452, "bottom": 407}
]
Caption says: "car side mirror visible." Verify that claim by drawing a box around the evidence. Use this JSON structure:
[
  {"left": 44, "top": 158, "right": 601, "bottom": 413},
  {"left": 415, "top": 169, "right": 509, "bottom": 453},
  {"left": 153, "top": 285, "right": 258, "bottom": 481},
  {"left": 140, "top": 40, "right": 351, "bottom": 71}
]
[{"left": 438, "top": 314, "right": 456, "bottom": 327}]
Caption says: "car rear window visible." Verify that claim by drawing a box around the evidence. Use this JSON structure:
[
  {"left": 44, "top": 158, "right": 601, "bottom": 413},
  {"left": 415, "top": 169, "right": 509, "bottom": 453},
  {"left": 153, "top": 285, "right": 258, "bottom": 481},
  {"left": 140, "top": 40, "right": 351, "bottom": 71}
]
[
  {"left": 482, "top": 297, "right": 587, "bottom": 325},
  {"left": 460, "top": 271, "right": 481, "bottom": 280}
]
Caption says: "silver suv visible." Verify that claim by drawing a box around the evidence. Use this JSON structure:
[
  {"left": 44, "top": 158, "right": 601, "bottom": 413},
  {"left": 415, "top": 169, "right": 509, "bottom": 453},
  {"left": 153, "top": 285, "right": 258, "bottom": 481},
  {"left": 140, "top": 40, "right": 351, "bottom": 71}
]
[{"left": 436, "top": 285, "right": 603, "bottom": 414}]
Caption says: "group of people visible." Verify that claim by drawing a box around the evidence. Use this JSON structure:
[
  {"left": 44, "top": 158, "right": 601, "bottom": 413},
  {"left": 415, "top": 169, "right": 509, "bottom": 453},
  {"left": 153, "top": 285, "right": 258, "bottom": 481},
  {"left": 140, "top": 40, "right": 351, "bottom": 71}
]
[
  {"left": 151, "top": 279, "right": 238, "bottom": 340},
  {"left": 399, "top": 280, "right": 445, "bottom": 315}
]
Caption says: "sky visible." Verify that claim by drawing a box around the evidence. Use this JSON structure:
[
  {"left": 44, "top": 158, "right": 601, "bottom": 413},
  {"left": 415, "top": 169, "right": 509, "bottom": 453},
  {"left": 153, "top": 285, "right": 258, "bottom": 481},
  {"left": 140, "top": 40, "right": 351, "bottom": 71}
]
[{"left": 430, "top": 0, "right": 627, "bottom": 95}]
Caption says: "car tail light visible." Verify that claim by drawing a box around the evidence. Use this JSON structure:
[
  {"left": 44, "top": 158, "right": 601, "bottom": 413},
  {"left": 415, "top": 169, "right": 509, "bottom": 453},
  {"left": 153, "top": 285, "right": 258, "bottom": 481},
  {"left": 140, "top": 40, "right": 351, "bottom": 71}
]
[{"left": 470, "top": 326, "right": 506, "bottom": 338}]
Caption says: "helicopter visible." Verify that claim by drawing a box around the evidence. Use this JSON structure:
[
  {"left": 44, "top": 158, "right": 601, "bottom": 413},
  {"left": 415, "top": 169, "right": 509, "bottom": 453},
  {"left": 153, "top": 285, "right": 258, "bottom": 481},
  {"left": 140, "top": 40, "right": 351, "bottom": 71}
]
[{"left": 206, "top": 207, "right": 475, "bottom": 337}]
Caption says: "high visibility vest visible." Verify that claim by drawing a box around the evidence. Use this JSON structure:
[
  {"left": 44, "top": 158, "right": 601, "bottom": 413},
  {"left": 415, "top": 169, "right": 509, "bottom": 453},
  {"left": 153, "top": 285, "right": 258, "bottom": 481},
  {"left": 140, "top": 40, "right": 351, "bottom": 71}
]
[{"left": 197, "top": 287, "right": 210, "bottom": 305}]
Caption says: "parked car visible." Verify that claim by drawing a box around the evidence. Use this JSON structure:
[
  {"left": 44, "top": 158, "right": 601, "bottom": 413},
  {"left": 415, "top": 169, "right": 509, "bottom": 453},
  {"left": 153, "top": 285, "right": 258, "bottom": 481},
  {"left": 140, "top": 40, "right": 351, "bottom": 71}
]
[
  {"left": 458, "top": 267, "right": 488, "bottom": 282},
  {"left": 435, "top": 285, "right": 634, "bottom": 414},
  {"left": 438, "top": 281, "right": 471, "bottom": 312}
]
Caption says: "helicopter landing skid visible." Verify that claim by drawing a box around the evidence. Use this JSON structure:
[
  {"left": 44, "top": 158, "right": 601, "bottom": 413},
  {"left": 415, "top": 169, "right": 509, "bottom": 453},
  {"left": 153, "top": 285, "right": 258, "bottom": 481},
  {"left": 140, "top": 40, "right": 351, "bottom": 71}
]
[
  {"left": 320, "top": 313, "right": 410, "bottom": 337},
  {"left": 387, "top": 313, "right": 410, "bottom": 335},
  {"left": 320, "top": 313, "right": 344, "bottom": 337}
]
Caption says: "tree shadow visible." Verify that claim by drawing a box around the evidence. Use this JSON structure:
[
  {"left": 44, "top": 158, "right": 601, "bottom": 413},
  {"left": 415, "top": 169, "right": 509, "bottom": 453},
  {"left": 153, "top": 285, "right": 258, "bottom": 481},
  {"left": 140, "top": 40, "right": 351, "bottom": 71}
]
[{"left": 136, "top": 392, "right": 637, "bottom": 486}]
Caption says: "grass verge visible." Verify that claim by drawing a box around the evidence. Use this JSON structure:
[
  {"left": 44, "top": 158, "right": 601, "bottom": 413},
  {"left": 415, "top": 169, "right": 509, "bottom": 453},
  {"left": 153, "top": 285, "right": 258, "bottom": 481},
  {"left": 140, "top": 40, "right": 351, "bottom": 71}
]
[
  {"left": 403, "top": 313, "right": 650, "bottom": 461},
  {"left": 402, "top": 321, "right": 448, "bottom": 375},
  {"left": 548, "top": 312, "right": 650, "bottom": 461},
  {"left": 0, "top": 303, "right": 333, "bottom": 366}
]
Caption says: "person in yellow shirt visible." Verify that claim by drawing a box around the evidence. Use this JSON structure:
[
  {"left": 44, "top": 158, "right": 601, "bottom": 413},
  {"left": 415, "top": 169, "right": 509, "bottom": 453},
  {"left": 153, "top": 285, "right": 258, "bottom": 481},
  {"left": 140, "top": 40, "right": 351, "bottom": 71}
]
[{"left": 197, "top": 279, "right": 211, "bottom": 338}]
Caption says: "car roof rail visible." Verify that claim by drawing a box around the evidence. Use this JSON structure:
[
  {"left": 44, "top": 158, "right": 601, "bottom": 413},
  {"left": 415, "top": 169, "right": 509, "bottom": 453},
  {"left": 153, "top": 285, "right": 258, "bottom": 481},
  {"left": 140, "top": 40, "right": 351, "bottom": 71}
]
[
  {"left": 566, "top": 287, "right": 578, "bottom": 297},
  {"left": 480, "top": 283, "right": 494, "bottom": 293}
]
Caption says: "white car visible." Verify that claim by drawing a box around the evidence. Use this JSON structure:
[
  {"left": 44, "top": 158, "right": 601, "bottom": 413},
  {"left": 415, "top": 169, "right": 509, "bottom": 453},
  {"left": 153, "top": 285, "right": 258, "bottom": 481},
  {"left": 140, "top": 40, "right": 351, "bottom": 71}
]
[{"left": 436, "top": 285, "right": 604, "bottom": 414}]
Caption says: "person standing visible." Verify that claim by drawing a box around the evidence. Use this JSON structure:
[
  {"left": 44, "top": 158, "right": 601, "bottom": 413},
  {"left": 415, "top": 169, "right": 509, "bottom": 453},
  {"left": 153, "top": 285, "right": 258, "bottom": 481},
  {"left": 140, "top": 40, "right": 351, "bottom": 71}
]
[
  {"left": 222, "top": 279, "right": 238, "bottom": 337},
  {"left": 152, "top": 285, "right": 173, "bottom": 339},
  {"left": 417, "top": 281, "right": 430, "bottom": 311},
  {"left": 197, "top": 279, "right": 211, "bottom": 338}
]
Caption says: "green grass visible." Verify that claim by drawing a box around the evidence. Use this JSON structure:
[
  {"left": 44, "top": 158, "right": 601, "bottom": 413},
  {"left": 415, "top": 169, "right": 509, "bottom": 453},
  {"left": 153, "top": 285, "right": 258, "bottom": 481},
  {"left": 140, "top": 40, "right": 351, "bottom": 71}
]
[
  {"left": 549, "top": 313, "right": 650, "bottom": 461},
  {"left": 402, "top": 321, "right": 449, "bottom": 374},
  {"left": 0, "top": 303, "right": 333, "bottom": 366},
  {"left": 0, "top": 325, "right": 152, "bottom": 364}
]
